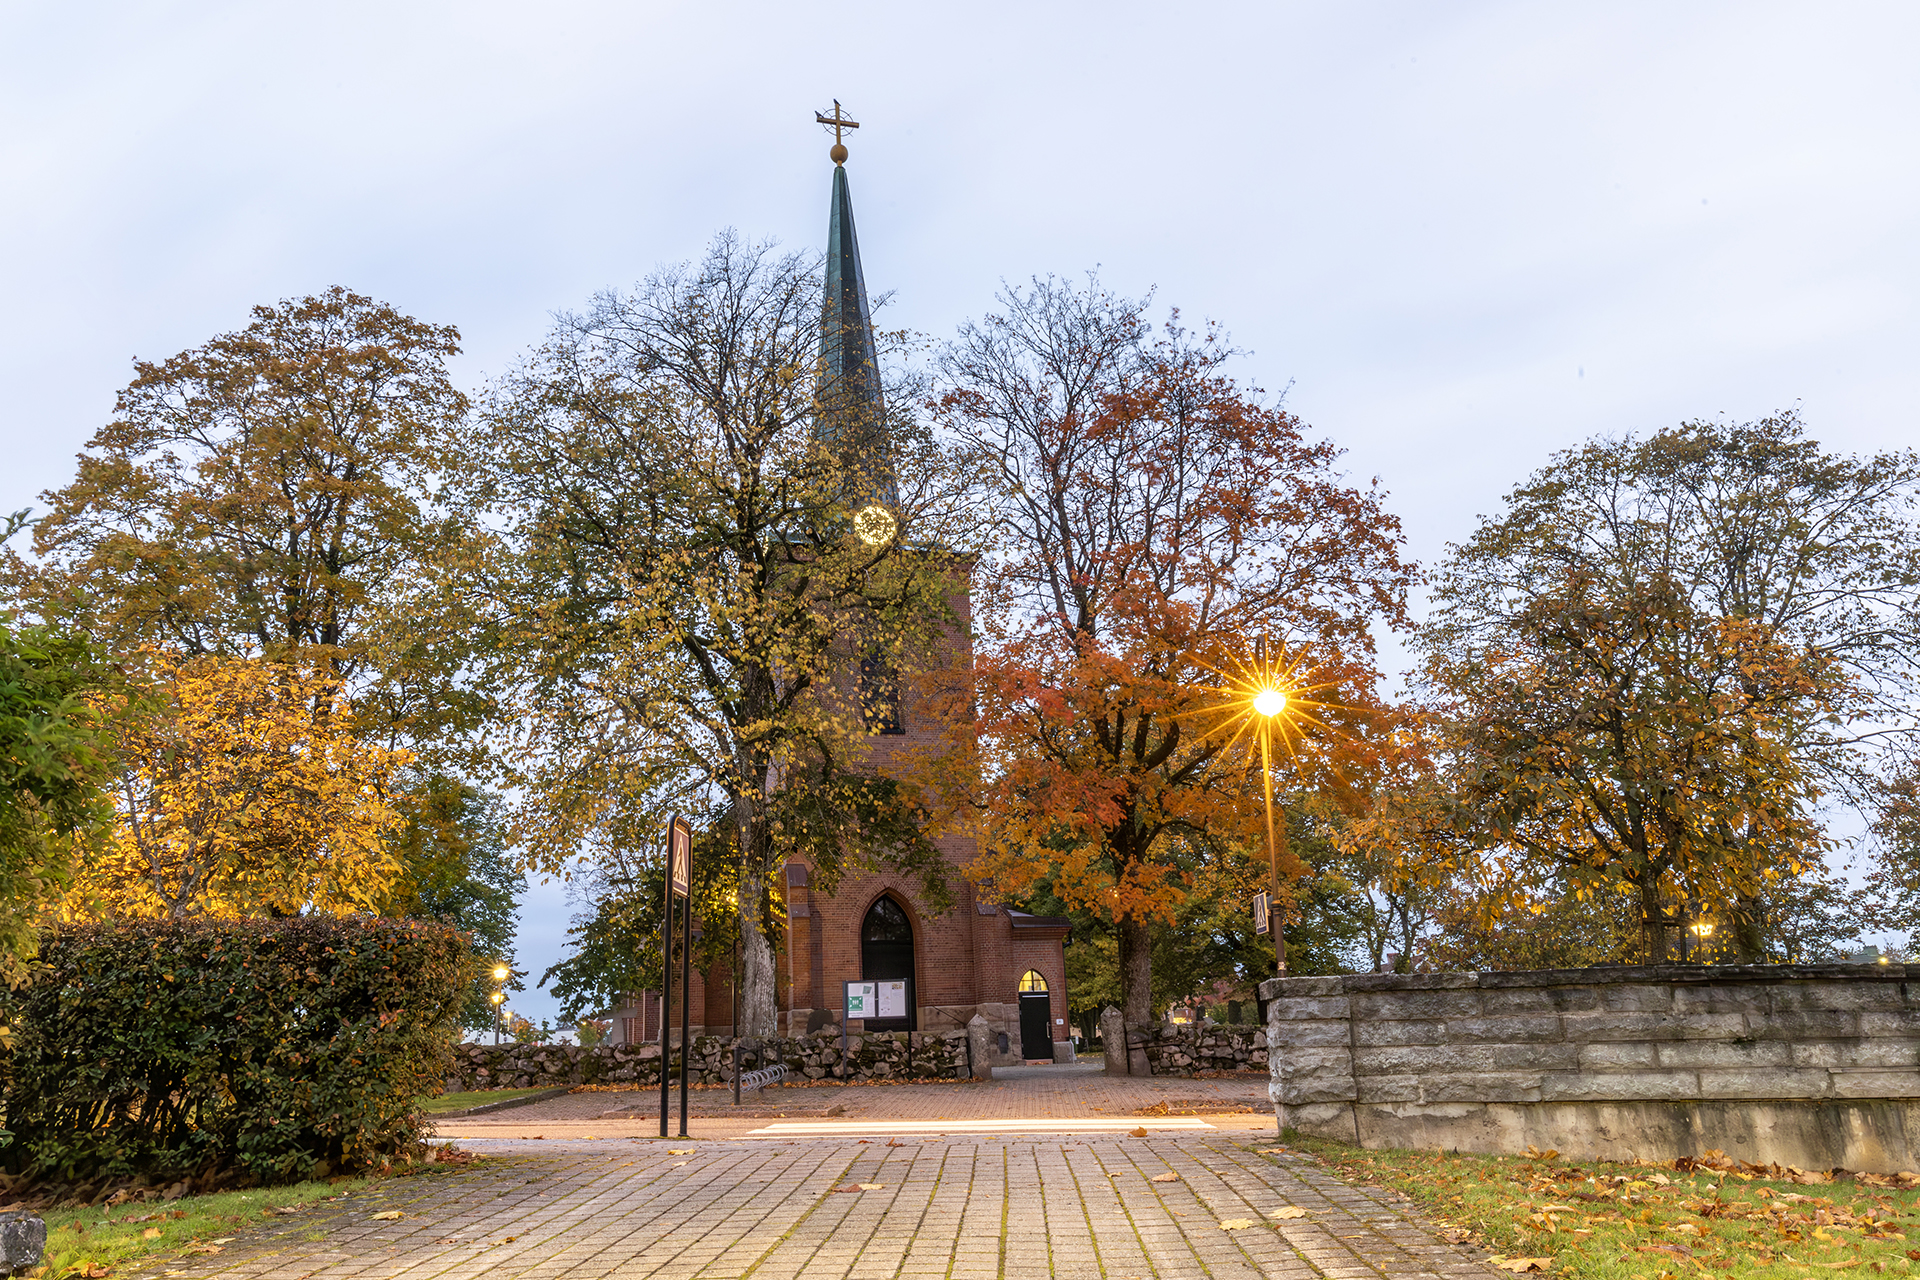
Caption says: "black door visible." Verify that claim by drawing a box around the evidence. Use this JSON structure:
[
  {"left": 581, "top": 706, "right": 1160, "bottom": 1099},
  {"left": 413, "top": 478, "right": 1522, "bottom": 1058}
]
[
  {"left": 860, "top": 896, "right": 916, "bottom": 1032},
  {"left": 1019, "top": 992, "right": 1052, "bottom": 1060}
]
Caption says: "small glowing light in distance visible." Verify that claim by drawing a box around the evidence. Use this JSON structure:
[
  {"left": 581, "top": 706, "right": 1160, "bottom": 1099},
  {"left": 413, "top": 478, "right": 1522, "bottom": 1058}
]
[{"left": 854, "top": 504, "right": 897, "bottom": 545}]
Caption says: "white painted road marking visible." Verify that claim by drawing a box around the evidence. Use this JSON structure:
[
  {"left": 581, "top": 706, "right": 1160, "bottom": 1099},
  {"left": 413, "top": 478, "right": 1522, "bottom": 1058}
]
[{"left": 742, "top": 1117, "right": 1215, "bottom": 1136}]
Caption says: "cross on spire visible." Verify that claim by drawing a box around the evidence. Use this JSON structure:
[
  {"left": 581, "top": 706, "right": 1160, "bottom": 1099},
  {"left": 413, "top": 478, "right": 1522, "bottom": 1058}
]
[
  {"left": 816, "top": 100, "right": 860, "bottom": 144},
  {"left": 816, "top": 100, "right": 860, "bottom": 164}
]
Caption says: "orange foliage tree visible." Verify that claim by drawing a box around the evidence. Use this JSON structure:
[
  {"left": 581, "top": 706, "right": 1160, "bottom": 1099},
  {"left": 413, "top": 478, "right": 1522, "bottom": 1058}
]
[
  {"left": 71, "top": 655, "right": 410, "bottom": 919},
  {"left": 931, "top": 280, "right": 1414, "bottom": 1019}
]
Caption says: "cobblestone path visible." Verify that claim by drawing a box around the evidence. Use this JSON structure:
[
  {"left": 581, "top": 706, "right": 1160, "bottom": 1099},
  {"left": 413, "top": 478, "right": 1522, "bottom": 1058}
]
[{"left": 164, "top": 1134, "right": 1503, "bottom": 1280}]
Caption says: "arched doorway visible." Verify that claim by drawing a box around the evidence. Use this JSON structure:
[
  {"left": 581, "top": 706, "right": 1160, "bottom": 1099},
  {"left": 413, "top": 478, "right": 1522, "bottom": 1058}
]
[
  {"left": 860, "top": 895, "right": 916, "bottom": 1031},
  {"left": 1017, "top": 969, "right": 1051, "bottom": 1061}
]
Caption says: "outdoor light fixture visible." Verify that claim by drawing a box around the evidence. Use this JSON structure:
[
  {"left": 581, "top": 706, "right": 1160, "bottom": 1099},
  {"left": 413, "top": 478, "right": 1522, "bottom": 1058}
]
[
  {"left": 492, "top": 964, "right": 510, "bottom": 982},
  {"left": 853, "top": 504, "right": 897, "bottom": 545},
  {"left": 1182, "top": 643, "right": 1341, "bottom": 983},
  {"left": 1689, "top": 921, "right": 1714, "bottom": 938}
]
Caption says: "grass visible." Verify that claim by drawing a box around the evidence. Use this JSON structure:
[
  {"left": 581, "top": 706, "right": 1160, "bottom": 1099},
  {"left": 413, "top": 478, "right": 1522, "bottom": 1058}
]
[
  {"left": 417, "top": 1087, "right": 554, "bottom": 1114},
  {"left": 35, "top": 1176, "right": 374, "bottom": 1279},
  {"left": 1284, "top": 1133, "right": 1920, "bottom": 1280}
]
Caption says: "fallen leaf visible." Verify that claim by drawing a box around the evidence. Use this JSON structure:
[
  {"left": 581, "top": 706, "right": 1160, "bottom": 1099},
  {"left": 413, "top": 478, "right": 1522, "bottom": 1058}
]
[
  {"left": 1219, "top": 1218, "right": 1256, "bottom": 1230},
  {"left": 142, "top": 1229, "right": 161, "bottom": 1240},
  {"left": 1130, "top": 1127, "right": 1149, "bottom": 1137},
  {"left": 1637, "top": 1244, "right": 1693, "bottom": 1258},
  {"left": 1151, "top": 1173, "right": 1180, "bottom": 1183},
  {"left": 671, "top": 1161, "right": 688, "bottom": 1168},
  {"left": 209, "top": 1239, "right": 234, "bottom": 1245},
  {"left": 1269, "top": 1207, "right": 1309, "bottom": 1220},
  {"left": 369, "top": 1211, "right": 404, "bottom": 1221},
  {"left": 667, "top": 1148, "right": 693, "bottom": 1155},
  {"left": 1489, "top": 1257, "right": 1554, "bottom": 1272},
  {"left": 857, "top": 1183, "right": 883, "bottom": 1190}
]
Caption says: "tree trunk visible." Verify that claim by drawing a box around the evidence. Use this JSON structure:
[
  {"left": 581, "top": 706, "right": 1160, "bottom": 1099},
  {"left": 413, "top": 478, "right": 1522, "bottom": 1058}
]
[
  {"left": 1637, "top": 879, "right": 1669, "bottom": 963},
  {"left": 1118, "top": 913, "right": 1153, "bottom": 1024},
  {"left": 1730, "top": 891, "right": 1767, "bottom": 963},
  {"left": 738, "top": 868, "right": 778, "bottom": 1037},
  {"left": 735, "top": 790, "right": 779, "bottom": 1037}
]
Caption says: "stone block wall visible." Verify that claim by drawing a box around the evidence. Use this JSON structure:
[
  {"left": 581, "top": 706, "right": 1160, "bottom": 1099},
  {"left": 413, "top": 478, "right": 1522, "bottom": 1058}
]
[
  {"left": 1094, "top": 1010, "right": 1267, "bottom": 1077},
  {"left": 450, "top": 1029, "right": 968, "bottom": 1092},
  {"left": 1262, "top": 964, "right": 1920, "bottom": 1173}
]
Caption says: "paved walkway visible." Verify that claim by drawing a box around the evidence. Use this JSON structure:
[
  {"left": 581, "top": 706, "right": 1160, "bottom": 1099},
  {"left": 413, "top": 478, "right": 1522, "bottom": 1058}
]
[{"left": 167, "top": 1133, "right": 1502, "bottom": 1280}]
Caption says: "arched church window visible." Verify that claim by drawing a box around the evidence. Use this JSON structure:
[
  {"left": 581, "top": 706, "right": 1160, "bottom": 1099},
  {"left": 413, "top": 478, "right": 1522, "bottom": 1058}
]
[
  {"left": 862, "top": 895, "right": 913, "bottom": 944},
  {"left": 1018, "top": 969, "right": 1048, "bottom": 993},
  {"left": 860, "top": 653, "right": 904, "bottom": 735}
]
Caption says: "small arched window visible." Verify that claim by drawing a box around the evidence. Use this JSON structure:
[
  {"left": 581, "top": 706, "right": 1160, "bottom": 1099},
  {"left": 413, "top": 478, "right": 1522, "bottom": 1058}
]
[{"left": 1018, "top": 969, "right": 1048, "bottom": 993}]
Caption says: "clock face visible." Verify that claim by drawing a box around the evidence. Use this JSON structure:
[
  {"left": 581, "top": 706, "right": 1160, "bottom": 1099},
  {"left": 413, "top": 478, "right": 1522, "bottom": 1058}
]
[{"left": 854, "top": 504, "right": 898, "bottom": 546}]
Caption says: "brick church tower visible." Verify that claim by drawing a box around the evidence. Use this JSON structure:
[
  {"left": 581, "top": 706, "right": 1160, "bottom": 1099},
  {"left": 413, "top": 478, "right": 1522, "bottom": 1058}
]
[
  {"left": 786, "top": 118, "right": 1074, "bottom": 1064},
  {"left": 612, "top": 116, "right": 1073, "bottom": 1065}
]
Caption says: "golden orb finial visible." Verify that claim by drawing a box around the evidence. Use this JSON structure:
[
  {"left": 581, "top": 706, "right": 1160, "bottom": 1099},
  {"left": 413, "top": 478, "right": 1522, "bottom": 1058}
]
[{"left": 816, "top": 100, "right": 860, "bottom": 167}]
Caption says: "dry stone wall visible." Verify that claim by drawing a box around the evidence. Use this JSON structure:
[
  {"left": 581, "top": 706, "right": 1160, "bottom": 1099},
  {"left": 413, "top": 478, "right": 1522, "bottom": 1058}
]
[
  {"left": 448, "top": 1030, "right": 968, "bottom": 1092},
  {"left": 1261, "top": 964, "right": 1920, "bottom": 1173}
]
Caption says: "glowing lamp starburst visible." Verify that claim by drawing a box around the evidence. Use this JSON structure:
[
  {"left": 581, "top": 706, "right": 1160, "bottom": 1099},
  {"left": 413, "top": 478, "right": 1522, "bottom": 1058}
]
[
  {"left": 854, "top": 504, "right": 897, "bottom": 545},
  {"left": 1253, "top": 688, "right": 1287, "bottom": 718}
]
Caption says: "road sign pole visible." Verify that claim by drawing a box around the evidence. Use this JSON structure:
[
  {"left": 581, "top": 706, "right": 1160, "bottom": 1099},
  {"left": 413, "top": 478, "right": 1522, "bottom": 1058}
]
[{"left": 658, "top": 817, "right": 674, "bottom": 1137}]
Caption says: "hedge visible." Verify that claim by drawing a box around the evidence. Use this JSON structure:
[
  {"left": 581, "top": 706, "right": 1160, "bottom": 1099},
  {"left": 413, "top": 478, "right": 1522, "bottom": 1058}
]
[{"left": 1, "top": 917, "right": 468, "bottom": 1189}]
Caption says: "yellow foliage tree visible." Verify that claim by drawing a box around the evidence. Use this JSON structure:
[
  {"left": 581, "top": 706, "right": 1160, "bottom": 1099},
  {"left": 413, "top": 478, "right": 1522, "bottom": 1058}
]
[{"left": 70, "top": 655, "right": 410, "bottom": 919}]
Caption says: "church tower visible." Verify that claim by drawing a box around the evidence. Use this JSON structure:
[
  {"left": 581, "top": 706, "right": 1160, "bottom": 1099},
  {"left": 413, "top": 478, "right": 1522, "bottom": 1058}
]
[
  {"left": 612, "top": 109, "right": 1073, "bottom": 1064},
  {"left": 772, "top": 104, "right": 1073, "bottom": 1063}
]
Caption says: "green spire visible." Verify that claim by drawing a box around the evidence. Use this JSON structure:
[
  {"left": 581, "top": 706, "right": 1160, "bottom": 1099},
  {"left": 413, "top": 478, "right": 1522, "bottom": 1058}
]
[{"left": 817, "top": 160, "right": 897, "bottom": 506}]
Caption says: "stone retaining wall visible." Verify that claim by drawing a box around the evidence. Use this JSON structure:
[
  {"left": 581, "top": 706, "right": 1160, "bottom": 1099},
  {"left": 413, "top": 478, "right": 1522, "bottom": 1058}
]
[
  {"left": 449, "top": 1030, "right": 968, "bottom": 1092},
  {"left": 1094, "top": 1009, "right": 1267, "bottom": 1076},
  {"left": 1261, "top": 964, "right": 1920, "bottom": 1173}
]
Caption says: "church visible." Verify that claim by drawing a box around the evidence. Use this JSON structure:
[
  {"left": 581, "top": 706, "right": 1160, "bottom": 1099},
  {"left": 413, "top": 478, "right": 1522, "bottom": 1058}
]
[{"left": 609, "top": 108, "right": 1073, "bottom": 1066}]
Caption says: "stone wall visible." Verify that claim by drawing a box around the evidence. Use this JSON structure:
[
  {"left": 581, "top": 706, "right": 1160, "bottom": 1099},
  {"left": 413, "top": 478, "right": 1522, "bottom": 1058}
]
[
  {"left": 1262, "top": 964, "right": 1920, "bottom": 1173},
  {"left": 1095, "top": 1009, "right": 1267, "bottom": 1077},
  {"left": 450, "top": 1029, "right": 968, "bottom": 1092}
]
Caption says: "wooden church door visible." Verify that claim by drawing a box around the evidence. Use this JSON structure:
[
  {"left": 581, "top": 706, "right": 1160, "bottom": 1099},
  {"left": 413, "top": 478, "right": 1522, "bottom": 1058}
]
[{"left": 1017, "top": 970, "right": 1051, "bottom": 1060}]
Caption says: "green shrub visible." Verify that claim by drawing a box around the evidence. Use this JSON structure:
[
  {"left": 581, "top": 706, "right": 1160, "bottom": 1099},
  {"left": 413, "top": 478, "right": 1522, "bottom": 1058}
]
[{"left": 1, "top": 916, "right": 467, "bottom": 1187}]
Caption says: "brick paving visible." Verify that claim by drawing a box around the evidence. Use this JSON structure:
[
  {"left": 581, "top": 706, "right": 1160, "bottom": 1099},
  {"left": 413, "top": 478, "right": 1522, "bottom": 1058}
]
[
  {"left": 144, "top": 1133, "right": 1504, "bottom": 1280},
  {"left": 128, "top": 1069, "right": 1502, "bottom": 1279}
]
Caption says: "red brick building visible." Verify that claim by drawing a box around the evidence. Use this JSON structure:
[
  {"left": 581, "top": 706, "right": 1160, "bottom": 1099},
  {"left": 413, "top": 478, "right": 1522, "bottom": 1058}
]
[{"left": 609, "top": 125, "right": 1071, "bottom": 1064}]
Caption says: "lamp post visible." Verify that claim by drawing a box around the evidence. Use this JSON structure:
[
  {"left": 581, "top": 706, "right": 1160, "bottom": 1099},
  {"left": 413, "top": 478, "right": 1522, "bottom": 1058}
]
[
  {"left": 491, "top": 964, "right": 511, "bottom": 1045},
  {"left": 1253, "top": 687, "right": 1290, "bottom": 977}
]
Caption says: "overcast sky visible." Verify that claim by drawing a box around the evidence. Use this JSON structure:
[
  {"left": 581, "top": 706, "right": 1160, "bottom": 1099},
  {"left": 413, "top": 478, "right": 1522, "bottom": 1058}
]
[{"left": 5, "top": 2, "right": 1915, "bottom": 1025}]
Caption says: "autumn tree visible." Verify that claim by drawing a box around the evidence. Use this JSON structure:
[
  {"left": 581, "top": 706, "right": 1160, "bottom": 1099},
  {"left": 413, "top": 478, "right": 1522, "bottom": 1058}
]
[
  {"left": 473, "top": 234, "right": 977, "bottom": 1036},
  {"left": 69, "top": 654, "right": 410, "bottom": 919},
  {"left": 0, "top": 610, "right": 116, "bottom": 979},
  {"left": 11, "top": 286, "right": 486, "bottom": 761},
  {"left": 1420, "top": 412, "right": 1920, "bottom": 960},
  {"left": 379, "top": 775, "right": 525, "bottom": 1030},
  {"left": 935, "top": 278, "right": 1414, "bottom": 1021}
]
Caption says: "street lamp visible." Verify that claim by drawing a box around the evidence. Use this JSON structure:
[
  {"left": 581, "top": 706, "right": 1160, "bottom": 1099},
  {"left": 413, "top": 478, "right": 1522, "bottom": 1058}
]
[
  {"left": 490, "top": 963, "right": 512, "bottom": 1045},
  {"left": 1185, "top": 643, "right": 1335, "bottom": 981},
  {"left": 1253, "top": 687, "right": 1290, "bottom": 976}
]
